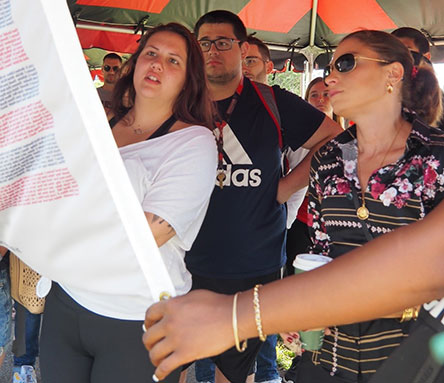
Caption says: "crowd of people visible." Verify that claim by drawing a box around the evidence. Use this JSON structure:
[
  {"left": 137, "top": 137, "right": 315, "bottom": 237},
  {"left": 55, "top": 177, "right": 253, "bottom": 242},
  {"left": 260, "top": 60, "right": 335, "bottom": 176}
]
[
  {"left": 142, "top": 18, "right": 443, "bottom": 383},
  {"left": 0, "top": 8, "right": 443, "bottom": 383}
]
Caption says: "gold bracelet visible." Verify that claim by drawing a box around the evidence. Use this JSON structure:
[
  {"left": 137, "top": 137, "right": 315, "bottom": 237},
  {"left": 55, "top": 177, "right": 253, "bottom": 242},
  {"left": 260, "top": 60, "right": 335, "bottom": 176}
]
[
  {"left": 253, "top": 284, "right": 267, "bottom": 342},
  {"left": 400, "top": 307, "right": 419, "bottom": 322},
  {"left": 232, "top": 292, "right": 247, "bottom": 352}
]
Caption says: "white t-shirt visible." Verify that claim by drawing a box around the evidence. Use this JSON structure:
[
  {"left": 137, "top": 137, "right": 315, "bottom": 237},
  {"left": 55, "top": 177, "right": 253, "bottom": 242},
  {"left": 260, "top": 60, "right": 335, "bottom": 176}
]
[
  {"left": 285, "top": 147, "right": 309, "bottom": 228},
  {"left": 61, "top": 126, "right": 217, "bottom": 320}
]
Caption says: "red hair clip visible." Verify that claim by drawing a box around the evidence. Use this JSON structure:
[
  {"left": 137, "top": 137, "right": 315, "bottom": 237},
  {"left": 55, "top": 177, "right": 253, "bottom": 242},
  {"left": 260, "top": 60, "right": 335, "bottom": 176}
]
[{"left": 411, "top": 66, "right": 419, "bottom": 80}]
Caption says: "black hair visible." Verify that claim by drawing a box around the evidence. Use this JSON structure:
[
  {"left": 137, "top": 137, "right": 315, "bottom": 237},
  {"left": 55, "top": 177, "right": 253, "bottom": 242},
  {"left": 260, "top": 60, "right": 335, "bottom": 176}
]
[
  {"left": 103, "top": 53, "right": 122, "bottom": 63},
  {"left": 246, "top": 35, "right": 270, "bottom": 61},
  {"left": 391, "top": 27, "right": 430, "bottom": 55},
  {"left": 194, "top": 10, "right": 247, "bottom": 41}
]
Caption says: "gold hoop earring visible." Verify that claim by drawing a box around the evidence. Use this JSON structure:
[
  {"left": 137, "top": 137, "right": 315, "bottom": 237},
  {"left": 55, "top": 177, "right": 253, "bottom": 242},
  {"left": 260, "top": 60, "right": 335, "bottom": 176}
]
[{"left": 387, "top": 84, "right": 394, "bottom": 94}]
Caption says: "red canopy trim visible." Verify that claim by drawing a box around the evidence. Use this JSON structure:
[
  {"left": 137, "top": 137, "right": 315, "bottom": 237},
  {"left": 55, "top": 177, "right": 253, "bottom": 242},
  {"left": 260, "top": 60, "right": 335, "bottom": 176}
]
[
  {"left": 77, "top": 28, "right": 140, "bottom": 53},
  {"left": 76, "top": 0, "right": 170, "bottom": 14},
  {"left": 239, "top": 0, "right": 311, "bottom": 33},
  {"left": 318, "top": 0, "right": 397, "bottom": 34}
]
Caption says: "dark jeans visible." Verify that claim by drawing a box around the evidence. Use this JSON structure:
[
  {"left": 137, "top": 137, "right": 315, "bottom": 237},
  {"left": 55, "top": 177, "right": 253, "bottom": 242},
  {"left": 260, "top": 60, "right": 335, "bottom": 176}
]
[
  {"left": 13, "top": 302, "right": 41, "bottom": 366},
  {"left": 195, "top": 358, "right": 215, "bottom": 382},
  {"left": 255, "top": 334, "right": 280, "bottom": 382}
]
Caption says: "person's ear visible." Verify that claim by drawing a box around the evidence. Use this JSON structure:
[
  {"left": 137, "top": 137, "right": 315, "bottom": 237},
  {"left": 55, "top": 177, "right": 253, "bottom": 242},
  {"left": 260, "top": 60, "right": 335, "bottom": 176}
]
[
  {"left": 424, "top": 51, "right": 432, "bottom": 61},
  {"left": 386, "top": 61, "right": 404, "bottom": 86},
  {"left": 266, "top": 60, "right": 274, "bottom": 74},
  {"left": 240, "top": 41, "right": 249, "bottom": 59}
]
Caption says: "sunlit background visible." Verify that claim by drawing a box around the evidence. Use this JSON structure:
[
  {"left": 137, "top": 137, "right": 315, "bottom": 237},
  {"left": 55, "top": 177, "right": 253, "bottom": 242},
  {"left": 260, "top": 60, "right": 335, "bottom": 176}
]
[{"left": 434, "top": 63, "right": 444, "bottom": 89}]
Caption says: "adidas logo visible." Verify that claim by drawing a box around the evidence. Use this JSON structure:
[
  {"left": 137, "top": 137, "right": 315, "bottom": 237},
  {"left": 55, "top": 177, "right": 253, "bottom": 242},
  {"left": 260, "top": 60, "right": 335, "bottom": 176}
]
[
  {"left": 216, "top": 164, "right": 261, "bottom": 187},
  {"left": 215, "top": 123, "right": 262, "bottom": 188}
]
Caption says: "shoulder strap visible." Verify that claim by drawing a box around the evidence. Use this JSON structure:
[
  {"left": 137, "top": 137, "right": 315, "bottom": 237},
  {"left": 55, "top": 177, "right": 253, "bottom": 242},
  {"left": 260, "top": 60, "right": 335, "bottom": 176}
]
[
  {"left": 251, "top": 81, "right": 283, "bottom": 149},
  {"left": 147, "top": 115, "right": 177, "bottom": 141},
  {"left": 109, "top": 116, "right": 118, "bottom": 129}
]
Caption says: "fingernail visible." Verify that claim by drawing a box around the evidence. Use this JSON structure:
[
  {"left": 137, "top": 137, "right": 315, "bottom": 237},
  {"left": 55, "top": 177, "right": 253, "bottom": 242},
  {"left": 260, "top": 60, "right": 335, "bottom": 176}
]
[
  {"left": 152, "top": 374, "right": 159, "bottom": 382},
  {"left": 142, "top": 324, "right": 147, "bottom": 332}
]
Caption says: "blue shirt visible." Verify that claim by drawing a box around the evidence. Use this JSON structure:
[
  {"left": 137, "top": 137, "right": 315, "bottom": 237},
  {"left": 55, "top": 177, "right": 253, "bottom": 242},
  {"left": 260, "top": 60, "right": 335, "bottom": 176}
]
[{"left": 185, "top": 78, "right": 325, "bottom": 279}]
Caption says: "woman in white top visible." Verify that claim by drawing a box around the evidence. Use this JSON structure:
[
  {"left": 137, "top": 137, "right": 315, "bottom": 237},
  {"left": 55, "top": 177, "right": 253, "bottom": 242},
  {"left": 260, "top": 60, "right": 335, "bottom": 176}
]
[{"left": 40, "top": 23, "right": 217, "bottom": 383}]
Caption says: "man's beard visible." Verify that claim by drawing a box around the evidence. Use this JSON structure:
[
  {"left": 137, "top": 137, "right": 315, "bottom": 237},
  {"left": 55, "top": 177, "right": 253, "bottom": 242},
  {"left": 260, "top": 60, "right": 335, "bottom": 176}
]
[{"left": 207, "top": 69, "right": 238, "bottom": 85}]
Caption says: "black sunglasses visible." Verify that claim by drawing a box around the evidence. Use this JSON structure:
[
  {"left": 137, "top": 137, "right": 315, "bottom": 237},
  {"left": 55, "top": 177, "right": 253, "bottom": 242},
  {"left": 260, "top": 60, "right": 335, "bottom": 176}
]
[
  {"left": 103, "top": 65, "right": 120, "bottom": 72},
  {"left": 409, "top": 50, "right": 432, "bottom": 66},
  {"left": 323, "top": 53, "right": 390, "bottom": 81}
]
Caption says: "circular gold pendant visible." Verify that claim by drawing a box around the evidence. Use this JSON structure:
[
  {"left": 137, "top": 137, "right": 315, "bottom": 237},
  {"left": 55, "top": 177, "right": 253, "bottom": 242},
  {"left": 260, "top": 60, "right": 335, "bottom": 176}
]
[{"left": 357, "top": 206, "right": 369, "bottom": 220}]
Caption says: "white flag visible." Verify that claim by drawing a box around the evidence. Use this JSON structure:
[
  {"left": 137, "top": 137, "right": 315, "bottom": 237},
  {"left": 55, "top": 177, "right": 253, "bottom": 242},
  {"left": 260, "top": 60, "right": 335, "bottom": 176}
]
[{"left": 0, "top": 0, "right": 175, "bottom": 320}]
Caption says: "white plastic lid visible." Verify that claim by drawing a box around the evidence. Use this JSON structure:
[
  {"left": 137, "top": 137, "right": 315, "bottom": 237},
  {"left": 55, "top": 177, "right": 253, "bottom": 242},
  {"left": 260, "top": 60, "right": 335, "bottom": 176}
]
[{"left": 293, "top": 253, "right": 333, "bottom": 271}]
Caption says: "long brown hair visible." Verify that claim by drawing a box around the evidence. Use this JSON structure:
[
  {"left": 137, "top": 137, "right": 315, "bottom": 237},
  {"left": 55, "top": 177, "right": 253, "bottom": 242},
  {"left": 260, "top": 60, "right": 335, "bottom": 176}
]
[
  {"left": 341, "top": 30, "right": 442, "bottom": 126},
  {"left": 112, "top": 23, "right": 214, "bottom": 129}
]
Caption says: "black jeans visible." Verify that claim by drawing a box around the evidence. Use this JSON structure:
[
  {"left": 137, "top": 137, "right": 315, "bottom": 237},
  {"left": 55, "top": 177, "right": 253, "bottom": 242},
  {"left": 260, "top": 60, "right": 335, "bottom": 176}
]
[{"left": 40, "top": 283, "right": 180, "bottom": 383}]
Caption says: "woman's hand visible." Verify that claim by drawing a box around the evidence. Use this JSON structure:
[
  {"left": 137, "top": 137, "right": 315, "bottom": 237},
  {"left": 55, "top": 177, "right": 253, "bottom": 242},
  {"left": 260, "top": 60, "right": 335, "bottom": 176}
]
[
  {"left": 280, "top": 332, "right": 304, "bottom": 355},
  {"left": 143, "top": 289, "right": 234, "bottom": 381}
]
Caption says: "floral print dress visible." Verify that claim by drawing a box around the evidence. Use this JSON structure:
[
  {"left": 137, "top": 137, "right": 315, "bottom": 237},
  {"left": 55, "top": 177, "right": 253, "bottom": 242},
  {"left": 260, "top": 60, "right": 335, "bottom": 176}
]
[{"left": 305, "top": 119, "right": 444, "bottom": 382}]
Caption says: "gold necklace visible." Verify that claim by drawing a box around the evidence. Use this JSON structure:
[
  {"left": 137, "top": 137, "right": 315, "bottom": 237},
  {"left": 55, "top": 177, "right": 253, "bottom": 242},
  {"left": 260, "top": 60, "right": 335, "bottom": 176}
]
[{"left": 356, "top": 125, "right": 402, "bottom": 220}]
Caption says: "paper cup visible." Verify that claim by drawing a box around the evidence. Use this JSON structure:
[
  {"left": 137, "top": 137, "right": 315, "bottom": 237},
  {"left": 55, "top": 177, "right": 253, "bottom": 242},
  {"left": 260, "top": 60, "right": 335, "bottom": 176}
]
[
  {"left": 293, "top": 253, "right": 333, "bottom": 274},
  {"left": 293, "top": 253, "right": 332, "bottom": 351}
]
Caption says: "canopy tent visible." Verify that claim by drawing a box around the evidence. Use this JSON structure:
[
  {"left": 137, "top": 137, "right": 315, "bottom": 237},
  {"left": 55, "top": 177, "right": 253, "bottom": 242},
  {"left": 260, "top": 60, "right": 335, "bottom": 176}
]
[{"left": 67, "top": 0, "right": 444, "bottom": 72}]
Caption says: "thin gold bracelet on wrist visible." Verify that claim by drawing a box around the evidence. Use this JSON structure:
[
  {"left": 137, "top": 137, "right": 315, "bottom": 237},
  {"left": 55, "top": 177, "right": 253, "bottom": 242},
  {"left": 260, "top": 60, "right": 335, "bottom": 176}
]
[
  {"left": 232, "top": 292, "right": 247, "bottom": 352},
  {"left": 400, "top": 308, "right": 413, "bottom": 322},
  {"left": 253, "top": 284, "right": 267, "bottom": 342}
]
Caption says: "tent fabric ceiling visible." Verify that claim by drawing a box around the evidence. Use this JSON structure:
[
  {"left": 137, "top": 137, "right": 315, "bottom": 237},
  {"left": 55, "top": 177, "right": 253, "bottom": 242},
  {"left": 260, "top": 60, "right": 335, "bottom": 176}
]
[{"left": 67, "top": 0, "right": 444, "bottom": 71}]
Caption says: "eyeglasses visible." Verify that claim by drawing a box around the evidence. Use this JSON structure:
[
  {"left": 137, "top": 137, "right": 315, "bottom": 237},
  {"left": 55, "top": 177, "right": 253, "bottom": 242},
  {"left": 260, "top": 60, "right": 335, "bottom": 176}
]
[
  {"left": 198, "top": 38, "right": 240, "bottom": 52},
  {"left": 409, "top": 50, "right": 432, "bottom": 66},
  {"left": 323, "top": 53, "right": 390, "bottom": 81},
  {"left": 243, "top": 56, "right": 268, "bottom": 67},
  {"left": 103, "top": 65, "right": 120, "bottom": 72}
]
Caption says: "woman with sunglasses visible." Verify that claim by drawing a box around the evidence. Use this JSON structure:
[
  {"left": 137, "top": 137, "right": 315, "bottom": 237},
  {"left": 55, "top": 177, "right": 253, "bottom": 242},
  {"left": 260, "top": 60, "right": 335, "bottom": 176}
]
[
  {"left": 295, "top": 29, "right": 443, "bottom": 382},
  {"left": 39, "top": 23, "right": 217, "bottom": 383}
]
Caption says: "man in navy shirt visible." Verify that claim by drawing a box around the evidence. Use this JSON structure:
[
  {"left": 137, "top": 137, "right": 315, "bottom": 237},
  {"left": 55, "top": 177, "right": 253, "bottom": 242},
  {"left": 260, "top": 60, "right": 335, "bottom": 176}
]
[{"left": 184, "top": 10, "right": 341, "bottom": 383}]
